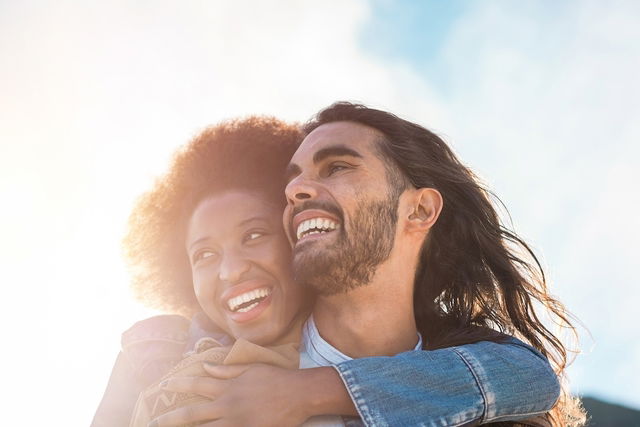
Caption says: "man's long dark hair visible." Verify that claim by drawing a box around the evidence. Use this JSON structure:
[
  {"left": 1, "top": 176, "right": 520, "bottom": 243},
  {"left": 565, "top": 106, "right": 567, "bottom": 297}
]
[{"left": 303, "top": 102, "right": 585, "bottom": 427}]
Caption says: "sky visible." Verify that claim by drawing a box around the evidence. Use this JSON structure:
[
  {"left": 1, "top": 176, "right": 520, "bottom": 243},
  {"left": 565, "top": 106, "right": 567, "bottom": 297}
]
[{"left": 1, "top": 0, "right": 638, "bottom": 424}]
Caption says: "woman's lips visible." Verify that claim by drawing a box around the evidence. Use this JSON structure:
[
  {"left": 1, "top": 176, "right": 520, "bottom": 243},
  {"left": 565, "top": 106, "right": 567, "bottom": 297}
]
[
  {"left": 227, "top": 292, "right": 273, "bottom": 323},
  {"left": 220, "top": 279, "right": 274, "bottom": 324}
]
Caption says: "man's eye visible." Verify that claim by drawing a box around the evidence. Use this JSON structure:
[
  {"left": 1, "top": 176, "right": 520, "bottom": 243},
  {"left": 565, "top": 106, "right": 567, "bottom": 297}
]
[
  {"left": 328, "top": 163, "right": 349, "bottom": 175},
  {"left": 193, "top": 250, "right": 217, "bottom": 263}
]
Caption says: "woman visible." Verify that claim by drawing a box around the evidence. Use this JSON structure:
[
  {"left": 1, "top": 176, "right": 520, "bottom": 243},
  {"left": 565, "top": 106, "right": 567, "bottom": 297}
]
[{"left": 92, "top": 116, "right": 565, "bottom": 426}]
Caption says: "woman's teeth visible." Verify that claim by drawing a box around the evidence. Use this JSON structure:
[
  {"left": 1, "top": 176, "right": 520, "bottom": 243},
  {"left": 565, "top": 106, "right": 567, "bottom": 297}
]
[
  {"left": 227, "top": 287, "right": 271, "bottom": 312},
  {"left": 296, "top": 218, "right": 337, "bottom": 241},
  {"left": 236, "top": 302, "right": 259, "bottom": 313}
]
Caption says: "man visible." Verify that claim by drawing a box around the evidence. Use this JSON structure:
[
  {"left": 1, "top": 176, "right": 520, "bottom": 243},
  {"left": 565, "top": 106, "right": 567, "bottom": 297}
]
[
  {"left": 285, "top": 109, "right": 438, "bottom": 360},
  {"left": 280, "top": 103, "right": 580, "bottom": 426}
]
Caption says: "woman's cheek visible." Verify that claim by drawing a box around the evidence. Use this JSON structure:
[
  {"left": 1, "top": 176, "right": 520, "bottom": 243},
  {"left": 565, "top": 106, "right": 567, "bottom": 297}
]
[{"left": 193, "top": 275, "right": 213, "bottom": 306}]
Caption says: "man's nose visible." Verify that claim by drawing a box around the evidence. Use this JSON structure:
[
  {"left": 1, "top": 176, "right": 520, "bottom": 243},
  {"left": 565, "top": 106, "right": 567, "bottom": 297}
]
[
  {"left": 218, "top": 251, "right": 250, "bottom": 284},
  {"left": 285, "top": 175, "right": 318, "bottom": 204}
]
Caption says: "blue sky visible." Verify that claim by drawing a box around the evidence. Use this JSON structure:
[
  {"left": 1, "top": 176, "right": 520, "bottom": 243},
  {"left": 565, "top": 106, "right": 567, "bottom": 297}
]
[
  {"left": 362, "top": 0, "right": 466, "bottom": 68},
  {"left": 2, "top": 0, "right": 638, "bottom": 424},
  {"left": 359, "top": 0, "right": 640, "bottom": 409}
]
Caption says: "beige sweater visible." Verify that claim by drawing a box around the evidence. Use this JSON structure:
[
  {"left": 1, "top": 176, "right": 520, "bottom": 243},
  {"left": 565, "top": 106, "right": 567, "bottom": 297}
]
[{"left": 130, "top": 337, "right": 300, "bottom": 426}]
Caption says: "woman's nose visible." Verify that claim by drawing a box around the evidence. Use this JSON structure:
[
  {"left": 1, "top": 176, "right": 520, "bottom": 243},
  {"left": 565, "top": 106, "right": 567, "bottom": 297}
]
[{"left": 218, "top": 251, "right": 250, "bottom": 284}]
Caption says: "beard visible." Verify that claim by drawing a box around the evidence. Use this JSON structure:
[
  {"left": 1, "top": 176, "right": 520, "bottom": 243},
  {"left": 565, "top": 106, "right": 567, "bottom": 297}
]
[{"left": 292, "top": 196, "right": 399, "bottom": 296}]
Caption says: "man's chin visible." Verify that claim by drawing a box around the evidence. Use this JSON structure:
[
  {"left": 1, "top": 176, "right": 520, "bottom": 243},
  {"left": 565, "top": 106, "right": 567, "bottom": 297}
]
[
  {"left": 295, "top": 237, "right": 340, "bottom": 261},
  {"left": 293, "top": 247, "right": 334, "bottom": 268},
  {"left": 294, "top": 228, "right": 340, "bottom": 248},
  {"left": 293, "top": 256, "right": 342, "bottom": 294}
]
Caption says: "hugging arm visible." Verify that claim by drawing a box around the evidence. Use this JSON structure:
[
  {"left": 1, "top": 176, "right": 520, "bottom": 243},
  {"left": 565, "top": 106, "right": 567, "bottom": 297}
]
[
  {"left": 196, "top": 337, "right": 560, "bottom": 427},
  {"left": 333, "top": 337, "right": 560, "bottom": 426}
]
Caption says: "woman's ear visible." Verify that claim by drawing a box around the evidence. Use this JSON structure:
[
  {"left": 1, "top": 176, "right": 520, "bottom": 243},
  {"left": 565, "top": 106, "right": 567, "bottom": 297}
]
[{"left": 406, "top": 188, "right": 443, "bottom": 234}]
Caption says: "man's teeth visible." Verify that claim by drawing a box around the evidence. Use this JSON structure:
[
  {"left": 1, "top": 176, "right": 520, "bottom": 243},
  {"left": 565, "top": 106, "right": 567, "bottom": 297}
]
[
  {"left": 296, "top": 218, "right": 338, "bottom": 240},
  {"left": 227, "top": 287, "right": 271, "bottom": 312}
]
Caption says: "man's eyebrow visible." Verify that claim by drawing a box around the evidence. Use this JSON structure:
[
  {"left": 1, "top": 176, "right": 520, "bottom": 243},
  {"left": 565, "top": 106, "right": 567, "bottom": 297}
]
[
  {"left": 313, "top": 145, "right": 363, "bottom": 164},
  {"left": 285, "top": 163, "right": 301, "bottom": 183},
  {"left": 285, "top": 145, "right": 363, "bottom": 183}
]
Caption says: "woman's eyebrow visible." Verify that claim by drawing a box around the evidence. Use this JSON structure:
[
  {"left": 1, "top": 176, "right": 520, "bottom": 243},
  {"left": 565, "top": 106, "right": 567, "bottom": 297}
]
[
  {"left": 187, "top": 216, "right": 270, "bottom": 249},
  {"left": 237, "top": 216, "right": 270, "bottom": 227},
  {"left": 188, "top": 236, "right": 209, "bottom": 251}
]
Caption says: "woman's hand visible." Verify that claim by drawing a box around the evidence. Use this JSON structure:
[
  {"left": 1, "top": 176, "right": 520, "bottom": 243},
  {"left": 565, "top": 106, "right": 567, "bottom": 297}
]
[{"left": 148, "top": 363, "right": 311, "bottom": 427}]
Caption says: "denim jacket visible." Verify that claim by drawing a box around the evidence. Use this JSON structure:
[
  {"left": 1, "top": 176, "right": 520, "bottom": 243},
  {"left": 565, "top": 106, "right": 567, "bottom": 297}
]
[
  {"left": 92, "top": 315, "right": 559, "bottom": 426},
  {"left": 335, "top": 337, "right": 559, "bottom": 426}
]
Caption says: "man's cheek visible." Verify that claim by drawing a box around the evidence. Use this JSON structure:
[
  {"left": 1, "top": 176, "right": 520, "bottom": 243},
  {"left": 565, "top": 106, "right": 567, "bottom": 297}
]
[{"left": 282, "top": 210, "right": 296, "bottom": 246}]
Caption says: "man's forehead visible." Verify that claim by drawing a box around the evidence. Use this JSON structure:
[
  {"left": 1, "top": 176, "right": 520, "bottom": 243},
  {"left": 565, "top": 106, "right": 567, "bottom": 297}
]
[{"left": 293, "top": 121, "right": 382, "bottom": 160}]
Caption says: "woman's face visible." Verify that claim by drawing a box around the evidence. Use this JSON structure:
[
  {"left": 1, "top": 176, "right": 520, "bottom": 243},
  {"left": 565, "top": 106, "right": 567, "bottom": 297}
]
[{"left": 185, "top": 190, "right": 308, "bottom": 345}]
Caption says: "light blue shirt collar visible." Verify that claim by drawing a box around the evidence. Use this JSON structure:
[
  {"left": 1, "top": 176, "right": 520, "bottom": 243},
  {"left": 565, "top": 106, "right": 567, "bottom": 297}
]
[{"left": 301, "top": 314, "right": 423, "bottom": 367}]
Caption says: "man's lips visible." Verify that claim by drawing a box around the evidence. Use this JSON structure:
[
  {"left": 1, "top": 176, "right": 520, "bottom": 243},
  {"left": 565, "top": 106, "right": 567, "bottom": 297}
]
[{"left": 291, "top": 209, "right": 340, "bottom": 243}]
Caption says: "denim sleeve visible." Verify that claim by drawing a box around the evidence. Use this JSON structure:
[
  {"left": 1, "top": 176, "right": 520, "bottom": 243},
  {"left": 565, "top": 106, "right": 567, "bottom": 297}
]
[{"left": 334, "top": 338, "right": 560, "bottom": 427}]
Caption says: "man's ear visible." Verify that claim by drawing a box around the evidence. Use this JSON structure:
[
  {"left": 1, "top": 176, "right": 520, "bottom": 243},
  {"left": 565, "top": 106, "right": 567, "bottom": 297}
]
[{"left": 406, "top": 188, "right": 442, "bottom": 233}]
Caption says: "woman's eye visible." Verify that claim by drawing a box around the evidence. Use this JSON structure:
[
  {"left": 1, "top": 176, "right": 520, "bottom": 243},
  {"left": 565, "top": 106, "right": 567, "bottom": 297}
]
[
  {"left": 245, "top": 231, "right": 265, "bottom": 242},
  {"left": 193, "top": 250, "right": 217, "bottom": 263}
]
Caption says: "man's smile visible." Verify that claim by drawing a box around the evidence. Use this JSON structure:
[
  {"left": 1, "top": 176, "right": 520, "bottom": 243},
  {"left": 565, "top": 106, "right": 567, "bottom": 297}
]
[
  {"left": 296, "top": 218, "right": 338, "bottom": 241},
  {"left": 291, "top": 209, "right": 341, "bottom": 244}
]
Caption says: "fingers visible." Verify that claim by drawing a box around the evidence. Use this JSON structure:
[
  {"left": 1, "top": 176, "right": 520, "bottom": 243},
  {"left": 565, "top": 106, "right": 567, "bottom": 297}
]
[
  {"left": 149, "top": 401, "right": 219, "bottom": 427},
  {"left": 203, "top": 363, "right": 251, "bottom": 379},
  {"left": 160, "top": 376, "right": 224, "bottom": 399}
]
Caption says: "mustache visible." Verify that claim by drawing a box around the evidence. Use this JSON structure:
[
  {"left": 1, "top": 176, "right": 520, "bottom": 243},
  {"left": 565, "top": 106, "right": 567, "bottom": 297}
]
[{"left": 290, "top": 200, "right": 343, "bottom": 222}]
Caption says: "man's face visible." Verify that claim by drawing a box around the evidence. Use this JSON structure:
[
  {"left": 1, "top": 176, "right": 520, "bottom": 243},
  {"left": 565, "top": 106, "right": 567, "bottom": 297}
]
[{"left": 283, "top": 121, "right": 402, "bottom": 295}]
